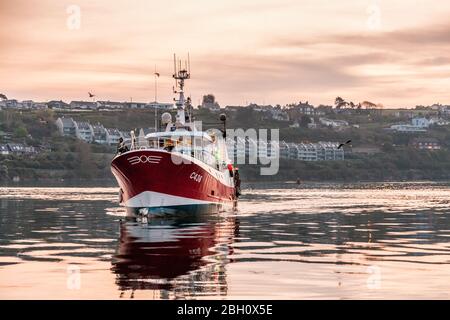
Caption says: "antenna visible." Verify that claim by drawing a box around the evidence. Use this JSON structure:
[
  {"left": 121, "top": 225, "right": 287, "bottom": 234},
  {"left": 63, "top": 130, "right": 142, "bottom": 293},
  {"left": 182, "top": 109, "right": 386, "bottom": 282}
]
[
  {"left": 173, "top": 53, "right": 177, "bottom": 75},
  {"left": 188, "top": 52, "right": 190, "bottom": 75},
  {"left": 172, "top": 53, "right": 191, "bottom": 124}
]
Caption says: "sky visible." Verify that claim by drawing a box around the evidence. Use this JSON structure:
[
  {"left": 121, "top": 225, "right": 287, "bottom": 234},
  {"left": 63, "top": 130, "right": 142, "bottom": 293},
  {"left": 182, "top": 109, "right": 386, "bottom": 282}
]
[{"left": 1, "top": 0, "right": 449, "bottom": 108}]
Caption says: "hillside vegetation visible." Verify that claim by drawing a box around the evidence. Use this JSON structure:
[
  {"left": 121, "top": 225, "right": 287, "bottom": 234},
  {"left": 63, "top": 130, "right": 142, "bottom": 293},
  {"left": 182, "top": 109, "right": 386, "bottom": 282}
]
[{"left": 1, "top": 108, "right": 450, "bottom": 183}]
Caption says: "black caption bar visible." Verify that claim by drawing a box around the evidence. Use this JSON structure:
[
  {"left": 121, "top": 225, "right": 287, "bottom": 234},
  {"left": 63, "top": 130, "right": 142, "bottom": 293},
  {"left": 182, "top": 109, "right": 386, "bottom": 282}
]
[{"left": 0, "top": 300, "right": 438, "bottom": 319}]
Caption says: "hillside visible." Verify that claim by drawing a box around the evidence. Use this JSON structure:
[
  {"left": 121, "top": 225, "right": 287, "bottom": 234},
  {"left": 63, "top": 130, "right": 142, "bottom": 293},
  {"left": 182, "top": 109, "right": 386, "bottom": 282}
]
[{"left": 2, "top": 107, "right": 450, "bottom": 183}]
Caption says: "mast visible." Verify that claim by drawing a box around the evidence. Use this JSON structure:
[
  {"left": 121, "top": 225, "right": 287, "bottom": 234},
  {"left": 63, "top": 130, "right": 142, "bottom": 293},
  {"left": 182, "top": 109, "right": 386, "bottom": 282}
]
[{"left": 172, "top": 53, "right": 191, "bottom": 125}]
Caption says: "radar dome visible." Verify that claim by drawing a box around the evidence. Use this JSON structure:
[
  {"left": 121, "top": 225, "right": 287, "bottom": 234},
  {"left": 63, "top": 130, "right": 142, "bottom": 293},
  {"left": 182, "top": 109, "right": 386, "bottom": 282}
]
[
  {"left": 161, "top": 112, "right": 172, "bottom": 124},
  {"left": 219, "top": 113, "right": 227, "bottom": 122}
]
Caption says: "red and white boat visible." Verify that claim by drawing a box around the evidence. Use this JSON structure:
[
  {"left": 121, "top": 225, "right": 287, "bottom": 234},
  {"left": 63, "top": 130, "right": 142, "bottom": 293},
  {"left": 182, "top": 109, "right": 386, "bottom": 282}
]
[{"left": 111, "top": 56, "right": 239, "bottom": 216}]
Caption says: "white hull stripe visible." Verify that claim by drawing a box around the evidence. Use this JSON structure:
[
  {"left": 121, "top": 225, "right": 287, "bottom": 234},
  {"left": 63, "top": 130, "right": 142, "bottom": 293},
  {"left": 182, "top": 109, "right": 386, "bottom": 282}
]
[{"left": 123, "top": 190, "right": 217, "bottom": 208}]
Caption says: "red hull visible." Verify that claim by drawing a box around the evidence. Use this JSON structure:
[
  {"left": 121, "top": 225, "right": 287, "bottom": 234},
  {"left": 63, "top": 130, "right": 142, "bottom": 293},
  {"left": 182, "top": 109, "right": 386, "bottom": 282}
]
[{"left": 111, "top": 149, "right": 235, "bottom": 213}]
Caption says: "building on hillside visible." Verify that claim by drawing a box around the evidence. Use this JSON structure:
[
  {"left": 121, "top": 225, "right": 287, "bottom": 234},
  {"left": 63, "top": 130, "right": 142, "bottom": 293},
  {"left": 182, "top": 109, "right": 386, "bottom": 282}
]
[
  {"left": 97, "top": 101, "right": 126, "bottom": 109},
  {"left": 285, "top": 143, "right": 300, "bottom": 159},
  {"left": 7, "top": 143, "right": 25, "bottom": 154},
  {"left": 20, "top": 100, "right": 34, "bottom": 109},
  {"left": 55, "top": 117, "right": 77, "bottom": 136},
  {"left": 278, "top": 141, "right": 290, "bottom": 159},
  {"left": 226, "top": 138, "right": 345, "bottom": 162},
  {"left": 316, "top": 142, "right": 344, "bottom": 160},
  {"left": 296, "top": 102, "right": 315, "bottom": 115},
  {"left": 224, "top": 106, "right": 242, "bottom": 112},
  {"left": 146, "top": 102, "right": 174, "bottom": 110},
  {"left": 1, "top": 99, "right": 19, "bottom": 108},
  {"left": 19, "top": 100, "right": 46, "bottom": 109},
  {"left": 75, "top": 121, "right": 94, "bottom": 142},
  {"left": 0, "top": 144, "right": 9, "bottom": 155},
  {"left": 389, "top": 124, "right": 427, "bottom": 133},
  {"left": 70, "top": 101, "right": 98, "bottom": 110},
  {"left": 297, "top": 143, "right": 318, "bottom": 161},
  {"left": 319, "top": 118, "right": 349, "bottom": 128},
  {"left": 125, "top": 102, "right": 147, "bottom": 109},
  {"left": 316, "top": 105, "right": 333, "bottom": 115},
  {"left": 410, "top": 138, "right": 441, "bottom": 150},
  {"left": 47, "top": 100, "right": 70, "bottom": 109},
  {"left": 269, "top": 107, "right": 289, "bottom": 121},
  {"left": 92, "top": 124, "right": 108, "bottom": 144},
  {"left": 6, "top": 143, "right": 36, "bottom": 155},
  {"left": 285, "top": 101, "right": 324, "bottom": 118},
  {"left": 33, "top": 102, "right": 48, "bottom": 109},
  {"left": 307, "top": 118, "right": 318, "bottom": 129},
  {"left": 390, "top": 117, "right": 435, "bottom": 133},
  {"left": 411, "top": 117, "right": 433, "bottom": 128},
  {"left": 248, "top": 104, "right": 273, "bottom": 112},
  {"left": 106, "top": 128, "right": 122, "bottom": 146}
]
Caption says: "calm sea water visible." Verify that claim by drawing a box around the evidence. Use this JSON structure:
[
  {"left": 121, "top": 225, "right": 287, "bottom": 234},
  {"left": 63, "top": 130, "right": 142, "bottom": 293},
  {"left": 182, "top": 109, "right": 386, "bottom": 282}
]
[{"left": 2, "top": 182, "right": 450, "bottom": 299}]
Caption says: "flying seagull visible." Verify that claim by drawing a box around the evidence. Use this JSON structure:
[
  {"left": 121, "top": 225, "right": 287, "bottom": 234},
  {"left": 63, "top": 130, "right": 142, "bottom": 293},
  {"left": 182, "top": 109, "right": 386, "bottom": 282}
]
[
  {"left": 154, "top": 72, "right": 160, "bottom": 77},
  {"left": 337, "top": 140, "right": 352, "bottom": 149},
  {"left": 0, "top": 93, "right": 7, "bottom": 100},
  {"left": 88, "top": 92, "right": 95, "bottom": 98}
]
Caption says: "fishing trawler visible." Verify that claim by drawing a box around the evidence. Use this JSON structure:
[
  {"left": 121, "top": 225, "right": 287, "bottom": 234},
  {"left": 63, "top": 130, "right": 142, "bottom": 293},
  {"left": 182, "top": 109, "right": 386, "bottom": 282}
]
[{"left": 111, "top": 55, "right": 239, "bottom": 216}]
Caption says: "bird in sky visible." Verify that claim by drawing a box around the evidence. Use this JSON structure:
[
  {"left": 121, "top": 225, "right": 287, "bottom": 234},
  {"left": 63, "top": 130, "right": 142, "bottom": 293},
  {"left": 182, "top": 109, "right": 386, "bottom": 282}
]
[
  {"left": 154, "top": 72, "right": 160, "bottom": 77},
  {"left": 88, "top": 92, "right": 95, "bottom": 98},
  {"left": 337, "top": 140, "right": 352, "bottom": 149}
]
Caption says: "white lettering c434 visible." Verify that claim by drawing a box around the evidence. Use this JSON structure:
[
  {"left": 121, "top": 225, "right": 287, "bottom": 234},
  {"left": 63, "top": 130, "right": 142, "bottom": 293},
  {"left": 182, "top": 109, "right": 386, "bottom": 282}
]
[{"left": 190, "top": 172, "right": 202, "bottom": 183}]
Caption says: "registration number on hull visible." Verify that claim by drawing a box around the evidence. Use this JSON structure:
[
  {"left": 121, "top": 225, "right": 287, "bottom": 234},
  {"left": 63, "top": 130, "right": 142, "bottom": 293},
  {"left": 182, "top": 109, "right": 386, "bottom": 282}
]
[{"left": 190, "top": 172, "right": 203, "bottom": 183}]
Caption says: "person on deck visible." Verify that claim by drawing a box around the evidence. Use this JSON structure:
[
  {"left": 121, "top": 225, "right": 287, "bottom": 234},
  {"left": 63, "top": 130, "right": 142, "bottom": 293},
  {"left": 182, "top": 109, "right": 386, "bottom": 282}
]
[
  {"left": 164, "top": 139, "right": 175, "bottom": 152},
  {"left": 117, "top": 137, "right": 129, "bottom": 154}
]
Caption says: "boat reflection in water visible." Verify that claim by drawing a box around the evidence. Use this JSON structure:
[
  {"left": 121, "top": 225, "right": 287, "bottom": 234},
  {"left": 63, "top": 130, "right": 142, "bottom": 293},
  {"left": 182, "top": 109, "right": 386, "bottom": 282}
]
[{"left": 111, "top": 213, "right": 238, "bottom": 299}]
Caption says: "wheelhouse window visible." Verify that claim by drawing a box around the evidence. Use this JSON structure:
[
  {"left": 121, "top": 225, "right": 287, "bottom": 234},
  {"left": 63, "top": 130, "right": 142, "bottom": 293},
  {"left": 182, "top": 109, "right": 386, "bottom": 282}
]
[{"left": 145, "top": 132, "right": 219, "bottom": 168}]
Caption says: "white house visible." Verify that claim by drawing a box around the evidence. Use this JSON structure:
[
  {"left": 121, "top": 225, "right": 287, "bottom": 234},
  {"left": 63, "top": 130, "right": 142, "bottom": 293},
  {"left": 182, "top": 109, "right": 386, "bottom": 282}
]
[
  {"left": 297, "top": 143, "right": 318, "bottom": 161},
  {"left": 390, "top": 124, "right": 427, "bottom": 132},
  {"left": 319, "top": 118, "right": 349, "bottom": 128},
  {"left": 92, "top": 124, "right": 108, "bottom": 144},
  {"left": 316, "top": 142, "right": 344, "bottom": 161},
  {"left": 21, "top": 100, "right": 34, "bottom": 109},
  {"left": 20, "top": 100, "right": 47, "bottom": 109},
  {"left": 97, "top": 101, "right": 126, "bottom": 109},
  {"left": 70, "top": 101, "right": 98, "bottom": 110},
  {"left": 0, "top": 145, "right": 9, "bottom": 155},
  {"left": 390, "top": 117, "right": 434, "bottom": 132},
  {"left": 55, "top": 117, "right": 77, "bottom": 136},
  {"left": 412, "top": 117, "right": 432, "bottom": 128},
  {"left": 226, "top": 138, "right": 344, "bottom": 162},
  {"left": 270, "top": 108, "right": 289, "bottom": 121},
  {"left": 106, "top": 128, "right": 122, "bottom": 146},
  {"left": 146, "top": 102, "right": 174, "bottom": 110},
  {"left": 2, "top": 99, "right": 19, "bottom": 108},
  {"left": 75, "top": 121, "right": 94, "bottom": 142}
]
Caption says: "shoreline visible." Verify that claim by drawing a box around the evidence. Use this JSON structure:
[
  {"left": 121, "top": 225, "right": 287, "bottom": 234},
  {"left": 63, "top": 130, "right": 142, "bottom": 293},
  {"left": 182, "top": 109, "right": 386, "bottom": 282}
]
[{"left": 2, "top": 179, "right": 450, "bottom": 189}]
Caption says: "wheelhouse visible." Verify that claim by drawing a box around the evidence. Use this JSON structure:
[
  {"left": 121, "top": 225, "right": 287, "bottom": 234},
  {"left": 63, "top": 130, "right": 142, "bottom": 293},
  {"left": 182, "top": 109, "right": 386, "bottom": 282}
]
[{"left": 142, "top": 130, "right": 228, "bottom": 170}]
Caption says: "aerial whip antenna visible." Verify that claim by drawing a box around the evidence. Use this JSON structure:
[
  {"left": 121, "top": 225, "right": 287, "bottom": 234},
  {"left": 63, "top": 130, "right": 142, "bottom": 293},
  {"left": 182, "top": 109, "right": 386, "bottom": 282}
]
[
  {"left": 188, "top": 52, "right": 191, "bottom": 75},
  {"left": 172, "top": 53, "right": 191, "bottom": 124}
]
